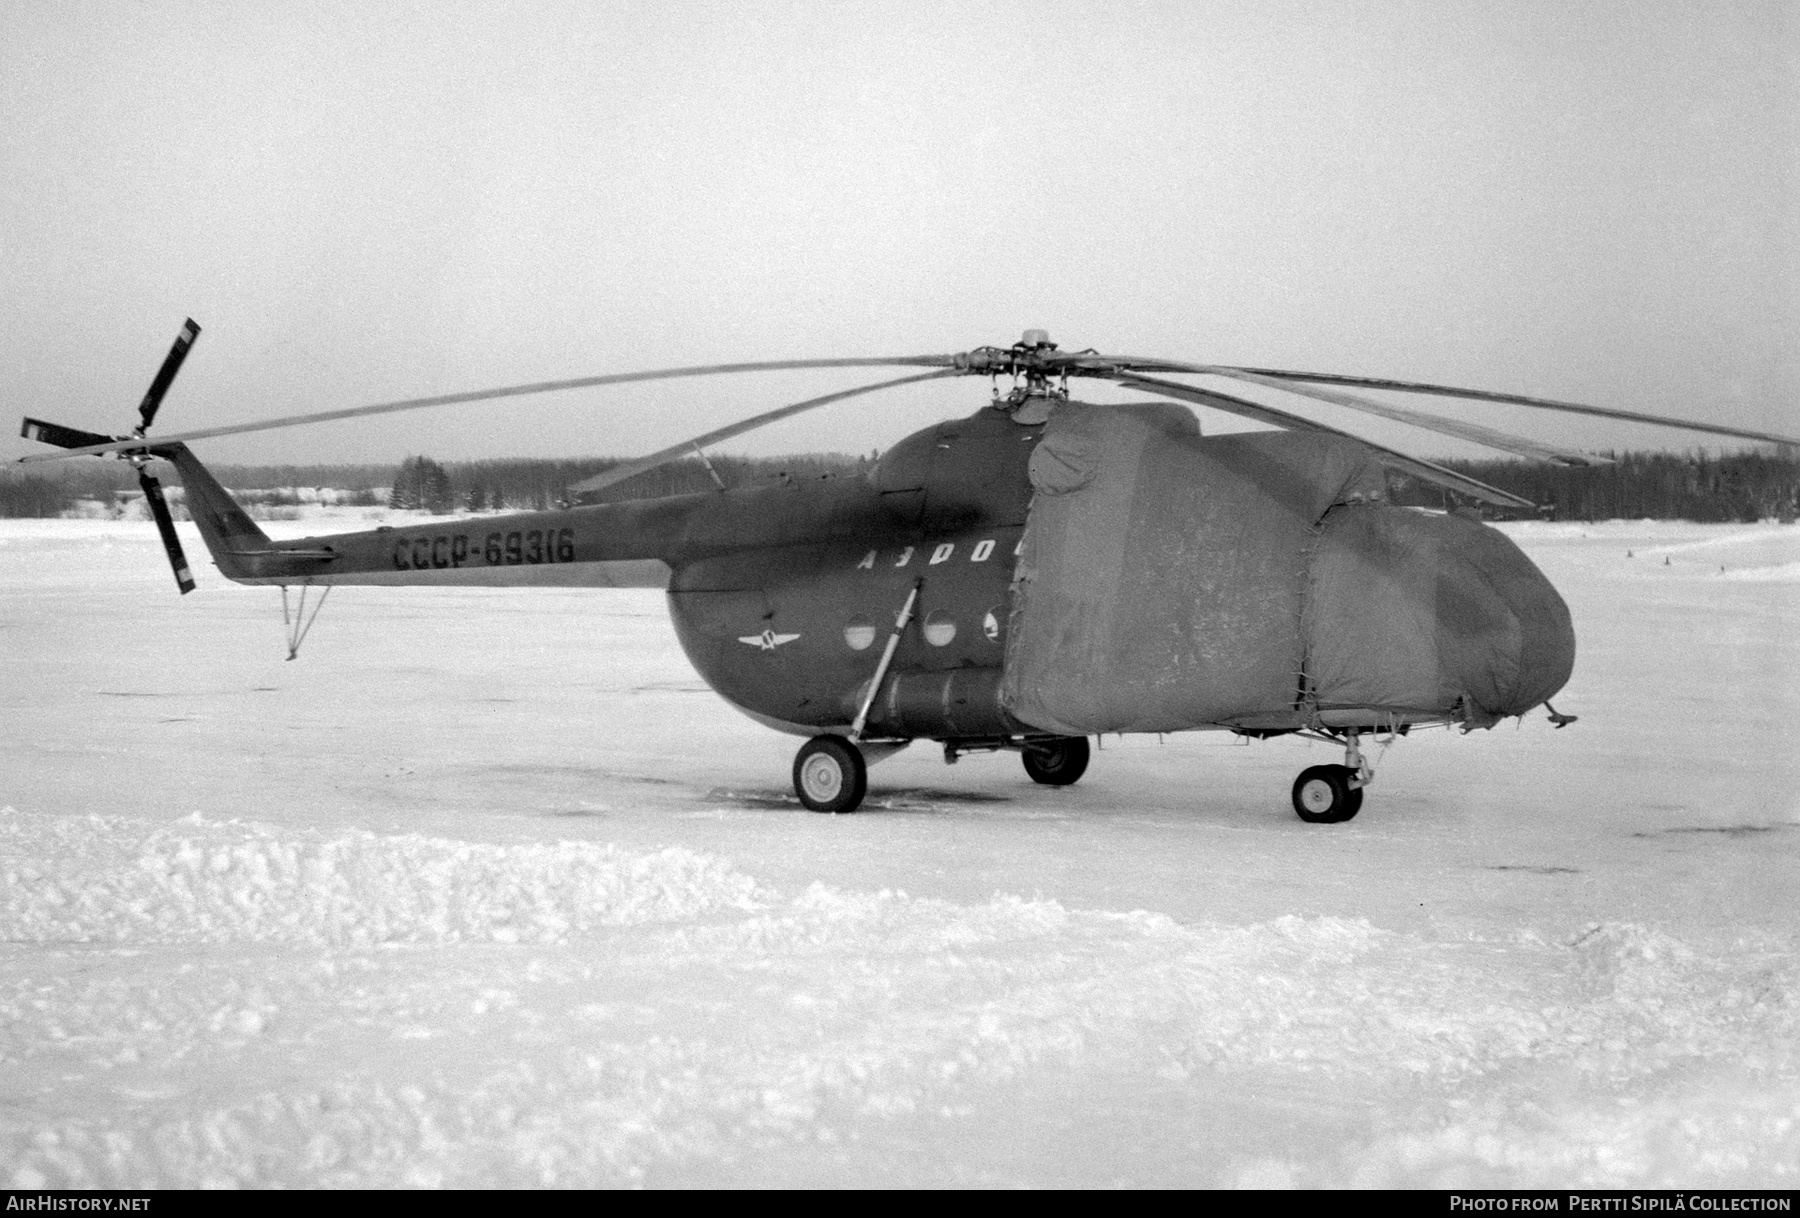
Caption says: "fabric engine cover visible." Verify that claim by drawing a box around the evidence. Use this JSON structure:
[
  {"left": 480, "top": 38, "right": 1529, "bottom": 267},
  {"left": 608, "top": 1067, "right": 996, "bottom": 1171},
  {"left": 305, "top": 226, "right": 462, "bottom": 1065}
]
[
  {"left": 999, "top": 401, "right": 1574, "bottom": 734},
  {"left": 1000, "top": 403, "right": 1384, "bottom": 733}
]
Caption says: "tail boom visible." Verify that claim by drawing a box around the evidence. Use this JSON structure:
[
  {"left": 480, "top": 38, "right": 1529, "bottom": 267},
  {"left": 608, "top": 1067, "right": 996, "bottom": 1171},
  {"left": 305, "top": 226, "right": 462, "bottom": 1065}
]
[{"left": 155, "top": 443, "right": 691, "bottom": 589}]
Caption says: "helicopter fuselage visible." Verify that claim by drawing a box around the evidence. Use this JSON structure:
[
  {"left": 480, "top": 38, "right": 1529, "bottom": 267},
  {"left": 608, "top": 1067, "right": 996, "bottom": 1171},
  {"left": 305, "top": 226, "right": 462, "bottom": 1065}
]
[{"left": 162, "top": 393, "right": 1575, "bottom": 751}]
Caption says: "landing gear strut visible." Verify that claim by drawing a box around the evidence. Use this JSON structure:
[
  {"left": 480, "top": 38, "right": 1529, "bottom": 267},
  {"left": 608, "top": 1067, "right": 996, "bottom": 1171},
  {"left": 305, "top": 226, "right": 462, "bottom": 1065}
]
[
  {"left": 794, "top": 735, "right": 868, "bottom": 813},
  {"left": 1291, "top": 730, "right": 1372, "bottom": 823}
]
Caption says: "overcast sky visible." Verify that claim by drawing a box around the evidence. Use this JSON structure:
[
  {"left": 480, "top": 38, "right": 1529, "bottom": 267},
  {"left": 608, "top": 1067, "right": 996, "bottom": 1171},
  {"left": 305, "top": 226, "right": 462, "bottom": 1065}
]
[{"left": 3, "top": 0, "right": 1794, "bottom": 467}]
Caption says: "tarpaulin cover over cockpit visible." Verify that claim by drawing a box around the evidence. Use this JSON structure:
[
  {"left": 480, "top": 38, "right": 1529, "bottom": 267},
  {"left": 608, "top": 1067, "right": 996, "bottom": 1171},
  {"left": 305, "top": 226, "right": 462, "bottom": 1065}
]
[
  {"left": 998, "top": 402, "right": 1573, "bottom": 735},
  {"left": 1303, "top": 506, "right": 1574, "bottom": 725}
]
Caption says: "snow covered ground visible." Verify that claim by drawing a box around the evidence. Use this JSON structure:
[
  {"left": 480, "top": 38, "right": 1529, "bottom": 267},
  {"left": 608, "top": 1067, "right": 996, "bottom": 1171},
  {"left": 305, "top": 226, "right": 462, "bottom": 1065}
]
[{"left": 2, "top": 516, "right": 1796, "bottom": 1188}]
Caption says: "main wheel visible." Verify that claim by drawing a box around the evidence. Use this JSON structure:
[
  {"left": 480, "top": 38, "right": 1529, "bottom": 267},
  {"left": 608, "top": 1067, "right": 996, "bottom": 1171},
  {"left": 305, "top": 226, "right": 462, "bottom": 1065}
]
[
  {"left": 1022, "top": 736, "right": 1090, "bottom": 786},
  {"left": 794, "top": 735, "right": 868, "bottom": 813},
  {"left": 1291, "top": 764, "right": 1363, "bottom": 823}
]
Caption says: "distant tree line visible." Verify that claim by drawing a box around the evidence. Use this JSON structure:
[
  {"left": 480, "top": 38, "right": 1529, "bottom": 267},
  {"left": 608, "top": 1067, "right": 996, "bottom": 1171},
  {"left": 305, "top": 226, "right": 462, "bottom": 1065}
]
[
  {"left": 444, "top": 453, "right": 871, "bottom": 513},
  {"left": 7, "top": 446, "right": 1794, "bottom": 522},
  {"left": 1387, "top": 450, "right": 1800, "bottom": 522},
  {"left": 0, "top": 452, "right": 870, "bottom": 517},
  {"left": 0, "top": 460, "right": 394, "bottom": 517},
  {"left": 0, "top": 473, "right": 71, "bottom": 518},
  {"left": 382, "top": 452, "right": 874, "bottom": 514}
]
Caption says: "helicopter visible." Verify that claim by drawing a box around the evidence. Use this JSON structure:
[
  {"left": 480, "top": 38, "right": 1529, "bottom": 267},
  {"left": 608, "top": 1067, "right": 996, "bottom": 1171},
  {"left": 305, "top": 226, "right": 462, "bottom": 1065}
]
[{"left": 19, "top": 325, "right": 1799, "bottom": 820}]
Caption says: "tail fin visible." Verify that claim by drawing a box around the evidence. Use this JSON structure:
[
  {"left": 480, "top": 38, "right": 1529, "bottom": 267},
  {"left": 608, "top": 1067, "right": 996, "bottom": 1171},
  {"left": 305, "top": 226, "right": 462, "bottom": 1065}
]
[
  {"left": 150, "top": 442, "right": 268, "bottom": 581},
  {"left": 150, "top": 443, "right": 336, "bottom": 584}
]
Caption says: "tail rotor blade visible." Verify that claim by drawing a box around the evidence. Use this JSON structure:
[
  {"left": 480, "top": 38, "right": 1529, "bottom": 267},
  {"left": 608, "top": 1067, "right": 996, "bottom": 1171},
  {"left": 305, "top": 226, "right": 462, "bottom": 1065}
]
[
  {"left": 138, "top": 470, "right": 196, "bottom": 594},
  {"left": 20, "top": 417, "right": 118, "bottom": 450},
  {"left": 135, "top": 319, "right": 201, "bottom": 434}
]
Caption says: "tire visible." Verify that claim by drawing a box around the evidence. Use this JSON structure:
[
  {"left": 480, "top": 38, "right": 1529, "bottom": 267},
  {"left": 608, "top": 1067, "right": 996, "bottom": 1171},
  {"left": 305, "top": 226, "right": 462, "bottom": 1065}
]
[
  {"left": 794, "top": 735, "right": 868, "bottom": 813},
  {"left": 1022, "top": 736, "right": 1090, "bottom": 786},
  {"left": 1291, "top": 764, "right": 1363, "bottom": 823}
]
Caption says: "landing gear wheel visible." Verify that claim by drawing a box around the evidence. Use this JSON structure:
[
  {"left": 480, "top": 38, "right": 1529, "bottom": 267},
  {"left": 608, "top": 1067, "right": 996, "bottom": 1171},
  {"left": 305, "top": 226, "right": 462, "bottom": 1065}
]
[
  {"left": 794, "top": 736, "right": 868, "bottom": 813},
  {"left": 1022, "top": 736, "right": 1090, "bottom": 786},
  {"left": 1292, "top": 765, "right": 1363, "bottom": 823}
]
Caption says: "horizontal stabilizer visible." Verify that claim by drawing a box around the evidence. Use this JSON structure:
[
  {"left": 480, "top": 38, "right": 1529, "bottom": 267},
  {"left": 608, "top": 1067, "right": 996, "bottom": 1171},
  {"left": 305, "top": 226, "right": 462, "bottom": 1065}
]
[
  {"left": 228, "top": 547, "right": 338, "bottom": 561},
  {"left": 20, "top": 417, "right": 120, "bottom": 450}
]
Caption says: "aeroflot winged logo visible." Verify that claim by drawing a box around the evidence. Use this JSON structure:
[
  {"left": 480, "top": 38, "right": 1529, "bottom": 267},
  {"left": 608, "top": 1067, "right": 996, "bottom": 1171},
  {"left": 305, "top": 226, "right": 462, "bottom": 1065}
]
[{"left": 739, "top": 629, "right": 801, "bottom": 651}]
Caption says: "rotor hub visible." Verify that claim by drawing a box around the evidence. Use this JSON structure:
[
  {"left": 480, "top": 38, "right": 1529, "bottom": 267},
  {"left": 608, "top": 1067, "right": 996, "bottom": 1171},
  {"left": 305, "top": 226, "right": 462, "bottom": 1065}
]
[{"left": 968, "top": 329, "right": 1069, "bottom": 409}]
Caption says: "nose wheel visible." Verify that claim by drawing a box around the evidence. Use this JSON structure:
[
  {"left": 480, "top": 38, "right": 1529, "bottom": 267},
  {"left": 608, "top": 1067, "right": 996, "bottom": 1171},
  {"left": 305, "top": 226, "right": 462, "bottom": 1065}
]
[
  {"left": 794, "top": 735, "right": 868, "bottom": 813},
  {"left": 1291, "top": 765, "right": 1363, "bottom": 823},
  {"left": 1291, "top": 730, "right": 1372, "bottom": 823}
]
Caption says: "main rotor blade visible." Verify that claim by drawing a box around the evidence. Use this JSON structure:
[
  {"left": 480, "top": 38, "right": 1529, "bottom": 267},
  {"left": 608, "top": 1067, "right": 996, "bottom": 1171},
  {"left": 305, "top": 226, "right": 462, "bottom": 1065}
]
[
  {"left": 1232, "top": 367, "right": 1800, "bottom": 449},
  {"left": 136, "top": 319, "right": 201, "bottom": 433},
  {"left": 18, "top": 353, "right": 962, "bottom": 463},
  {"left": 1195, "top": 367, "right": 1609, "bottom": 466},
  {"left": 1115, "top": 373, "right": 1536, "bottom": 510},
  {"left": 1069, "top": 356, "right": 1607, "bottom": 463},
  {"left": 137, "top": 469, "right": 196, "bottom": 594},
  {"left": 566, "top": 369, "right": 963, "bottom": 496}
]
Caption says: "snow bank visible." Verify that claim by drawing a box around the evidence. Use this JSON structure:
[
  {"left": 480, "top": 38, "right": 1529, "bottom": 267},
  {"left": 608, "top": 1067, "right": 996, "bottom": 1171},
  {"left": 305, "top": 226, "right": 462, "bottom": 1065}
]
[
  {"left": 3, "top": 809, "right": 1793, "bottom": 1187},
  {"left": 0, "top": 808, "right": 763, "bottom": 945},
  {"left": 1337, "top": 1078, "right": 1800, "bottom": 1189}
]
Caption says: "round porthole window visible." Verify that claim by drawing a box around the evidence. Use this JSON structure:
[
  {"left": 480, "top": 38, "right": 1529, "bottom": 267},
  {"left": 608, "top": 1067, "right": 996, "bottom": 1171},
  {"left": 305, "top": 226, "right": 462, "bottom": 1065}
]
[
  {"left": 843, "top": 618, "right": 876, "bottom": 651},
  {"left": 923, "top": 611, "right": 957, "bottom": 647}
]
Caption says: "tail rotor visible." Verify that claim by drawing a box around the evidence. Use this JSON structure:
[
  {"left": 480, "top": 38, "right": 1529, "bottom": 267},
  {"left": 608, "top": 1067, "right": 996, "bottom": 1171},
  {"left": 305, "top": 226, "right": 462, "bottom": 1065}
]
[
  {"left": 18, "top": 318, "right": 203, "bottom": 593},
  {"left": 131, "top": 318, "right": 202, "bottom": 593}
]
